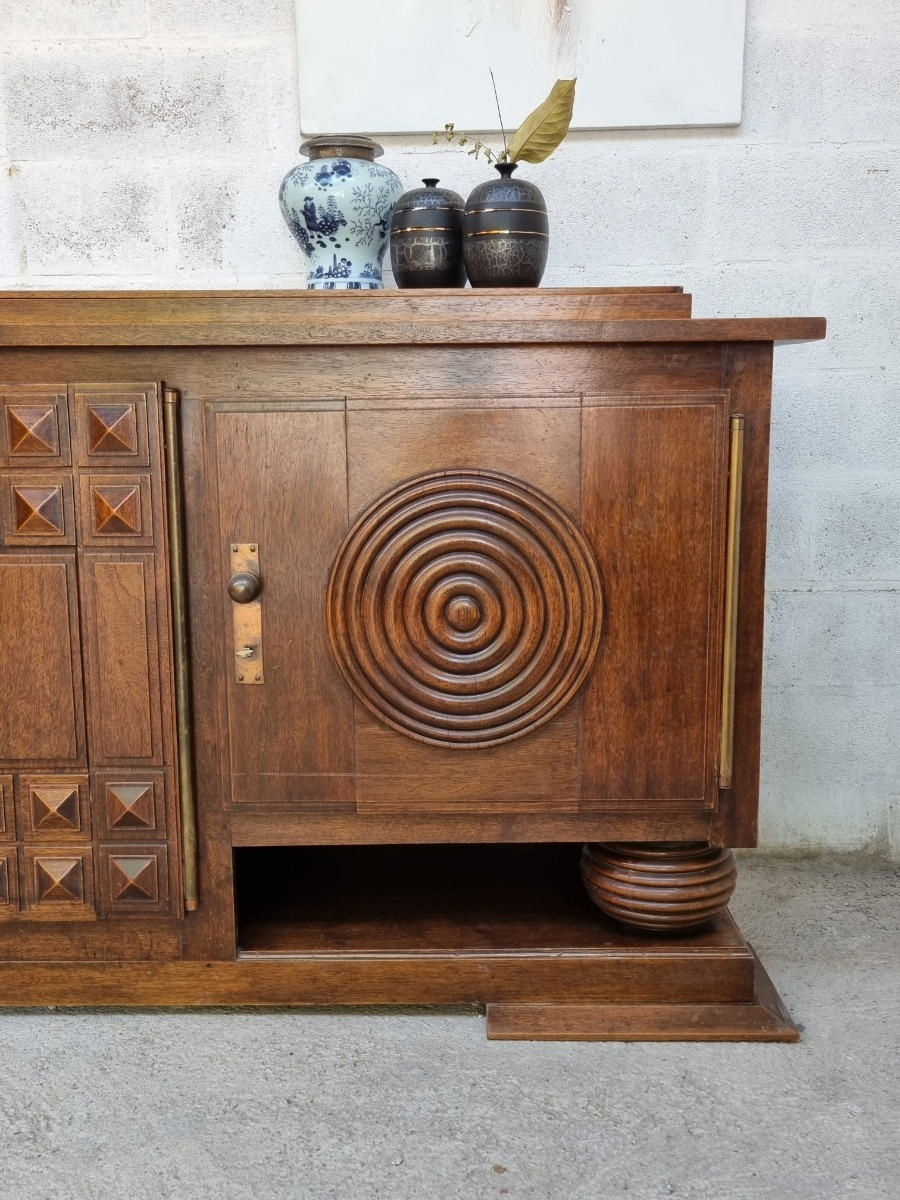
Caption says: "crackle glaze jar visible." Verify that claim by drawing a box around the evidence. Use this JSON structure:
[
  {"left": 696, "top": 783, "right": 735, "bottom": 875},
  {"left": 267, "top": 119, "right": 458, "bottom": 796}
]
[
  {"left": 463, "top": 162, "right": 549, "bottom": 288},
  {"left": 389, "top": 179, "right": 466, "bottom": 288},
  {"left": 279, "top": 135, "right": 403, "bottom": 289}
]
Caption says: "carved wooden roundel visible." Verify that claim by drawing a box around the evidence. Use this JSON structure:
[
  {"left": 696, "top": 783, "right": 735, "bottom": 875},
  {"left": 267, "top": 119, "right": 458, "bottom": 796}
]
[{"left": 326, "top": 470, "right": 603, "bottom": 747}]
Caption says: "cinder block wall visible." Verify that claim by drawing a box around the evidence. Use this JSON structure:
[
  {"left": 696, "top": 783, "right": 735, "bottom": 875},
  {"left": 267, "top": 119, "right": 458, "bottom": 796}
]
[{"left": 1, "top": 1, "right": 897, "bottom": 854}]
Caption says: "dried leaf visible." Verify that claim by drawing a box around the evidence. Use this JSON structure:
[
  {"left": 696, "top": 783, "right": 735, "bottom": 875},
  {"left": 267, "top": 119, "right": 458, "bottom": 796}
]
[{"left": 506, "top": 78, "right": 576, "bottom": 164}]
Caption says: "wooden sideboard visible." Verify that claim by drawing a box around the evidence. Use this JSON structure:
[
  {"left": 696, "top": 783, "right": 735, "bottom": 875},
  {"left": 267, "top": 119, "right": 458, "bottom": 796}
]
[{"left": 0, "top": 288, "right": 825, "bottom": 1039}]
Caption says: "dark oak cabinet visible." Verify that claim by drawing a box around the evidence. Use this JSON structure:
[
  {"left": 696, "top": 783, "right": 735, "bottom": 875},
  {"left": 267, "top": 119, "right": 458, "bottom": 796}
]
[{"left": 0, "top": 289, "right": 824, "bottom": 1038}]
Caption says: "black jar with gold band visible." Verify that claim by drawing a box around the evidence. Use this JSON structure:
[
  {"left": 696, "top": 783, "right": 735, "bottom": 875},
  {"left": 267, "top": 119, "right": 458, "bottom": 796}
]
[
  {"left": 462, "top": 163, "right": 548, "bottom": 288},
  {"left": 389, "top": 179, "right": 466, "bottom": 288}
]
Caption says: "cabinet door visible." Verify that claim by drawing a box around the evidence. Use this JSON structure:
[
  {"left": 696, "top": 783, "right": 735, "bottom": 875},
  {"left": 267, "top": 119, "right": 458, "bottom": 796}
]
[
  {"left": 580, "top": 395, "right": 729, "bottom": 812},
  {"left": 212, "top": 396, "right": 731, "bottom": 826},
  {"left": 0, "top": 381, "right": 184, "bottom": 927}
]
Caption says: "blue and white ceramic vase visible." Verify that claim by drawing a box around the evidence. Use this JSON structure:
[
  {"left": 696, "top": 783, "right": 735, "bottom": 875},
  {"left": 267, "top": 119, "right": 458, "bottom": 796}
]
[{"left": 279, "top": 135, "right": 403, "bottom": 289}]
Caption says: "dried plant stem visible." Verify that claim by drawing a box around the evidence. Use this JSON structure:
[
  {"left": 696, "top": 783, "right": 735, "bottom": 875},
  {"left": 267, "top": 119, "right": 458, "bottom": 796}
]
[{"left": 489, "top": 69, "right": 508, "bottom": 160}]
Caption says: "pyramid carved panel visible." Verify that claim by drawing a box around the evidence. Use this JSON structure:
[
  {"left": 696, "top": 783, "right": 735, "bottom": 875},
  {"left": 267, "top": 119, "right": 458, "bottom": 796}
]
[
  {"left": 99, "top": 777, "right": 165, "bottom": 838},
  {"left": 2, "top": 475, "right": 74, "bottom": 545},
  {"left": 111, "top": 854, "right": 158, "bottom": 902},
  {"left": 22, "top": 846, "right": 95, "bottom": 918},
  {"left": 30, "top": 784, "right": 79, "bottom": 832},
  {"left": 80, "top": 474, "right": 152, "bottom": 544},
  {"left": 74, "top": 389, "right": 150, "bottom": 467},
  {"left": 14, "top": 484, "right": 64, "bottom": 535},
  {"left": 91, "top": 484, "right": 141, "bottom": 536},
  {"left": 2, "top": 398, "right": 70, "bottom": 463},
  {"left": 99, "top": 844, "right": 170, "bottom": 914},
  {"left": 36, "top": 855, "right": 83, "bottom": 902},
  {"left": 88, "top": 405, "right": 138, "bottom": 456},
  {"left": 6, "top": 404, "right": 60, "bottom": 457},
  {"left": 20, "top": 776, "right": 89, "bottom": 840}
]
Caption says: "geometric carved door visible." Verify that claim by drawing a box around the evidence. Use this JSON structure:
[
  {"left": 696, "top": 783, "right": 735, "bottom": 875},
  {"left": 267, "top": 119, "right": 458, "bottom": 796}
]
[{"left": 0, "top": 382, "right": 183, "bottom": 922}]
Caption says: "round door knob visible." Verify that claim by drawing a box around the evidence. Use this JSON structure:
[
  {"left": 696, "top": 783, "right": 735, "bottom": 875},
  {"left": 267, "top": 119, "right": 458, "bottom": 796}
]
[{"left": 227, "top": 571, "right": 261, "bottom": 603}]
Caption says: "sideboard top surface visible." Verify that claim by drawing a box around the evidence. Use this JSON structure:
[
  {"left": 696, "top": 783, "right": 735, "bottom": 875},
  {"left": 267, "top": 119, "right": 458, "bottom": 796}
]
[{"left": 0, "top": 288, "right": 826, "bottom": 348}]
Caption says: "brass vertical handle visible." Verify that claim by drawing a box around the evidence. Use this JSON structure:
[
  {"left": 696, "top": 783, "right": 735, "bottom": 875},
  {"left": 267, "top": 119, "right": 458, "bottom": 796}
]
[
  {"left": 719, "top": 414, "right": 745, "bottom": 789},
  {"left": 162, "top": 386, "right": 199, "bottom": 911}
]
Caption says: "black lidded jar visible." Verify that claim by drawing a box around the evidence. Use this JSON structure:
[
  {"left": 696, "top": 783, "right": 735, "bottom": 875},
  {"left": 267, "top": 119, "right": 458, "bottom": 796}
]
[
  {"left": 389, "top": 179, "right": 466, "bottom": 288},
  {"left": 463, "top": 162, "right": 548, "bottom": 288}
]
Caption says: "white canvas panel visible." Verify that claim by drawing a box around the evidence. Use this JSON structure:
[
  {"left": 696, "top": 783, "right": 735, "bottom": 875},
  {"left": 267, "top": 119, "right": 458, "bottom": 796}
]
[{"left": 295, "top": 0, "right": 747, "bottom": 133}]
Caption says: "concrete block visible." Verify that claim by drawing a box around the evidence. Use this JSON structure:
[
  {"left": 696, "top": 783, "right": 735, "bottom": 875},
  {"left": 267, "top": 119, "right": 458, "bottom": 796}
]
[
  {"left": 148, "top": 0, "right": 296, "bottom": 38},
  {"left": 2, "top": 47, "right": 292, "bottom": 161},
  {"left": 172, "top": 171, "right": 237, "bottom": 274},
  {"left": 769, "top": 368, "right": 900, "bottom": 475},
  {"left": 0, "top": 1, "right": 144, "bottom": 39},
  {"left": 765, "top": 477, "right": 817, "bottom": 586},
  {"left": 712, "top": 146, "right": 900, "bottom": 260},
  {"left": 752, "top": 0, "right": 900, "bottom": 33},
  {"left": 0, "top": 174, "right": 23, "bottom": 280},
  {"left": 796, "top": 263, "right": 900, "bottom": 372},
  {"left": 544, "top": 260, "right": 694, "bottom": 290},
  {"left": 767, "top": 476, "right": 900, "bottom": 585},
  {"left": 806, "top": 480, "right": 900, "bottom": 582},
  {"left": 9, "top": 161, "right": 167, "bottom": 277},
  {"left": 759, "top": 773, "right": 893, "bottom": 852},
  {"left": 764, "top": 589, "right": 900, "bottom": 690},
  {"left": 742, "top": 30, "right": 900, "bottom": 143},
  {"left": 541, "top": 143, "right": 715, "bottom": 269},
  {"left": 760, "top": 684, "right": 900, "bottom": 851},
  {"left": 689, "top": 262, "right": 825, "bottom": 319},
  {"left": 171, "top": 164, "right": 308, "bottom": 285}
]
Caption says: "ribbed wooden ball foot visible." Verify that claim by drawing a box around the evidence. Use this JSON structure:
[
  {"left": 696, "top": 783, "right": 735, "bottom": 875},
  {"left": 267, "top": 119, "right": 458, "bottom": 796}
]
[{"left": 580, "top": 842, "right": 738, "bottom": 933}]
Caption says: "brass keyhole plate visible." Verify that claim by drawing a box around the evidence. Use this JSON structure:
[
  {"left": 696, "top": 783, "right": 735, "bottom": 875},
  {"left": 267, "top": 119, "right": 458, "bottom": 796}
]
[{"left": 229, "top": 543, "right": 264, "bottom": 684}]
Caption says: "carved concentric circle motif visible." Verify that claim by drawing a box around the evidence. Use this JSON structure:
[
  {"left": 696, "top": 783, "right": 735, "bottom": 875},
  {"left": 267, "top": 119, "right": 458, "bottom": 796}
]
[{"left": 326, "top": 470, "right": 603, "bottom": 747}]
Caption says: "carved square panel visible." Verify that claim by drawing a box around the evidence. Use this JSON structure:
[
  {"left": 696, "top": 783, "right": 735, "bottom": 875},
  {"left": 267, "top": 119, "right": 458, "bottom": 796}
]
[
  {"left": 0, "top": 776, "right": 13, "bottom": 840},
  {"left": 95, "top": 773, "right": 166, "bottom": 839},
  {"left": 79, "top": 473, "right": 153, "bottom": 545},
  {"left": 98, "top": 844, "right": 170, "bottom": 915},
  {"left": 21, "top": 845, "right": 96, "bottom": 920},
  {"left": 0, "top": 848, "right": 20, "bottom": 916},
  {"left": 89, "top": 405, "right": 138, "bottom": 456},
  {"left": 1, "top": 473, "right": 75, "bottom": 546},
  {"left": 73, "top": 387, "right": 150, "bottom": 467},
  {"left": 19, "top": 775, "right": 90, "bottom": 840},
  {"left": 1, "top": 392, "right": 70, "bottom": 466}
]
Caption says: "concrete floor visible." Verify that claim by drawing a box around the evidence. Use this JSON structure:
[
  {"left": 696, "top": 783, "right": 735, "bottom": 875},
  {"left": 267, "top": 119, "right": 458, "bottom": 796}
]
[{"left": 0, "top": 854, "right": 896, "bottom": 1200}]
